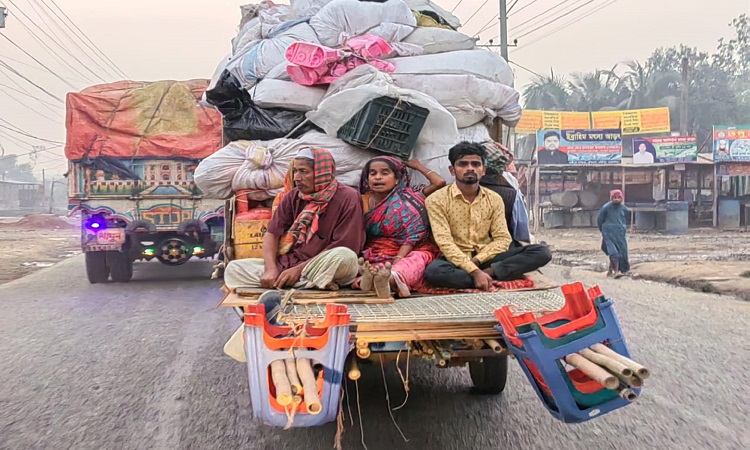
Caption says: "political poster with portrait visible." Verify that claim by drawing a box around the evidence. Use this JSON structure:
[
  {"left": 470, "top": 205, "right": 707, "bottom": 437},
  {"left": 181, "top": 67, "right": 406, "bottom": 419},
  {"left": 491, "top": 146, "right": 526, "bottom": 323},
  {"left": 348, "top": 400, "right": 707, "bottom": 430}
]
[
  {"left": 536, "top": 129, "right": 622, "bottom": 165},
  {"left": 632, "top": 136, "right": 697, "bottom": 164},
  {"left": 713, "top": 125, "right": 750, "bottom": 162}
]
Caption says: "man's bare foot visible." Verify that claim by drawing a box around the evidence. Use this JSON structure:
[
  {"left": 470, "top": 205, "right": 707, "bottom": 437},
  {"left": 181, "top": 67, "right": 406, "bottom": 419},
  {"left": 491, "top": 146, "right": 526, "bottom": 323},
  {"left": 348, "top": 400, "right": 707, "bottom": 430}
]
[
  {"left": 373, "top": 263, "right": 392, "bottom": 299},
  {"left": 324, "top": 282, "right": 340, "bottom": 291},
  {"left": 359, "top": 258, "right": 374, "bottom": 292}
]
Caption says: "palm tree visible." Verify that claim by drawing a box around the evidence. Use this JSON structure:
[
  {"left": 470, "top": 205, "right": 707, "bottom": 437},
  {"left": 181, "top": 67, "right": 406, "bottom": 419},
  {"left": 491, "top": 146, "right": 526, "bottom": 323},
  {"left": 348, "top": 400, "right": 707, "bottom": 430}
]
[
  {"left": 615, "top": 61, "right": 681, "bottom": 110},
  {"left": 522, "top": 70, "right": 570, "bottom": 110},
  {"left": 567, "top": 68, "right": 623, "bottom": 112}
]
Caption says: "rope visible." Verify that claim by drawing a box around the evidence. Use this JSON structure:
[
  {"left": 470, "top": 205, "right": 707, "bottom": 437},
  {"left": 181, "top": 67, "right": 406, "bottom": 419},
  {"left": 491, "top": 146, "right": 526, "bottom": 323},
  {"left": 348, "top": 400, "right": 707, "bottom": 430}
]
[
  {"left": 333, "top": 386, "right": 346, "bottom": 450},
  {"left": 392, "top": 345, "right": 411, "bottom": 411},
  {"left": 354, "top": 379, "right": 368, "bottom": 450},
  {"left": 378, "top": 355, "right": 409, "bottom": 443},
  {"left": 365, "top": 97, "right": 404, "bottom": 150}
]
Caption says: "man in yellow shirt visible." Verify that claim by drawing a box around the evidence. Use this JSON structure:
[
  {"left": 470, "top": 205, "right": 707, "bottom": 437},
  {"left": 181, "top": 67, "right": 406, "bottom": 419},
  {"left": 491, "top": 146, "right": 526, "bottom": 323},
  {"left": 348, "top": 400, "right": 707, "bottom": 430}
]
[{"left": 424, "top": 142, "right": 552, "bottom": 290}]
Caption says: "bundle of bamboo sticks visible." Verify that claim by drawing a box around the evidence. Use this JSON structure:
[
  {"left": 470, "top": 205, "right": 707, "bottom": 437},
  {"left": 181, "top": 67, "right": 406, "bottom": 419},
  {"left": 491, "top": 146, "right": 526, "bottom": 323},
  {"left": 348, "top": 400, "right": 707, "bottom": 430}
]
[
  {"left": 270, "top": 358, "right": 323, "bottom": 414},
  {"left": 564, "top": 343, "right": 650, "bottom": 401}
]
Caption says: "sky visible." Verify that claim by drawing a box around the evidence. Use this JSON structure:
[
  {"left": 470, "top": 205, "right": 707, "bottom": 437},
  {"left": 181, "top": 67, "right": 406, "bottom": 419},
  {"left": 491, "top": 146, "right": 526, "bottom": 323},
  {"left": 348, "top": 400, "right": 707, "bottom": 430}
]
[{"left": 0, "top": 0, "right": 747, "bottom": 179}]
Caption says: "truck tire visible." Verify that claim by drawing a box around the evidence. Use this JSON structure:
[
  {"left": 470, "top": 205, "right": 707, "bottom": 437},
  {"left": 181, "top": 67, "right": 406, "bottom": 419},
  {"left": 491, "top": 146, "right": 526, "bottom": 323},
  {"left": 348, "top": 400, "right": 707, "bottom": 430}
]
[
  {"left": 107, "top": 251, "right": 133, "bottom": 282},
  {"left": 469, "top": 355, "right": 509, "bottom": 395},
  {"left": 85, "top": 251, "right": 110, "bottom": 284}
]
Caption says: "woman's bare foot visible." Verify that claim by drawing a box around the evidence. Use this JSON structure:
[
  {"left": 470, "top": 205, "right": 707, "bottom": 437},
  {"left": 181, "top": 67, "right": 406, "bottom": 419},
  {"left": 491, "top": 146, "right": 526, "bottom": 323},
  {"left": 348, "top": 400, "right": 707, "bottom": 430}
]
[
  {"left": 373, "top": 263, "right": 392, "bottom": 299},
  {"left": 390, "top": 271, "right": 411, "bottom": 298},
  {"left": 359, "top": 258, "right": 374, "bottom": 292}
]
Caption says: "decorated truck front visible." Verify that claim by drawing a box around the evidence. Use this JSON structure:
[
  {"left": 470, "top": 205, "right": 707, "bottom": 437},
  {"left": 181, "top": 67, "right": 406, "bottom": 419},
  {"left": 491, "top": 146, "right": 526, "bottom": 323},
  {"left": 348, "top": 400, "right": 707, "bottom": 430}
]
[{"left": 64, "top": 80, "right": 225, "bottom": 283}]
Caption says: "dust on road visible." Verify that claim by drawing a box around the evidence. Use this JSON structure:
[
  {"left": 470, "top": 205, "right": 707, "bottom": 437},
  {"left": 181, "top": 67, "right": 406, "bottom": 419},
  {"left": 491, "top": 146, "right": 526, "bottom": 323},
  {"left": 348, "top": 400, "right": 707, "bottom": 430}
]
[
  {"left": 538, "top": 228, "right": 750, "bottom": 300},
  {"left": 0, "top": 215, "right": 80, "bottom": 285}
]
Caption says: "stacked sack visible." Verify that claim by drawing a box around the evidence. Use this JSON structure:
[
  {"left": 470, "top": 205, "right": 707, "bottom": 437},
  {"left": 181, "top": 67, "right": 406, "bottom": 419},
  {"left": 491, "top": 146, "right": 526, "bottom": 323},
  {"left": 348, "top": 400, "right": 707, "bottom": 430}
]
[{"left": 196, "top": 0, "right": 522, "bottom": 200}]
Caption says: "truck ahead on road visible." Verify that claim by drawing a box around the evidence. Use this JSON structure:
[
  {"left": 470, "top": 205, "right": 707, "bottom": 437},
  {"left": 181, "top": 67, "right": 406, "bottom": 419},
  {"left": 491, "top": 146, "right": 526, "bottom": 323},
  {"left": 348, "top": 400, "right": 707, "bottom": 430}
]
[{"left": 65, "top": 80, "right": 225, "bottom": 283}]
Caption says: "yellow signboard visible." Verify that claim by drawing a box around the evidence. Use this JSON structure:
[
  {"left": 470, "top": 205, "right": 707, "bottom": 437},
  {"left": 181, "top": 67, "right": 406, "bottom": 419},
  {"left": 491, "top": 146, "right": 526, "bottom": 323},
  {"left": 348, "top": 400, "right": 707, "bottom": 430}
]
[
  {"left": 591, "top": 111, "right": 623, "bottom": 129},
  {"left": 623, "top": 107, "right": 671, "bottom": 135},
  {"left": 516, "top": 110, "right": 544, "bottom": 134},
  {"left": 518, "top": 107, "right": 671, "bottom": 135},
  {"left": 517, "top": 110, "right": 591, "bottom": 134}
]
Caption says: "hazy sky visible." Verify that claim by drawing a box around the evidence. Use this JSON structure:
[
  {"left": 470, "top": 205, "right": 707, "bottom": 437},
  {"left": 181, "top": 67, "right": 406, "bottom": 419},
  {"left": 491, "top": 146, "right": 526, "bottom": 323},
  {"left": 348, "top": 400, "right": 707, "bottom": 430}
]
[{"left": 0, "top": 0, "right": 747, "bottom": 178}]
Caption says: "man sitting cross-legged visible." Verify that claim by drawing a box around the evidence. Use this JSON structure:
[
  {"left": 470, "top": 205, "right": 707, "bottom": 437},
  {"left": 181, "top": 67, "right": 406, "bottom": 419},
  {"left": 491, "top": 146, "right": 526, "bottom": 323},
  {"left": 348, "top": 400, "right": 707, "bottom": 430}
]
[
  {"left": 423, "top": 142, "right": 552, "bottom": 291},
  {"left": 224, "top": 147, "right": 365, "bottom": 291}
]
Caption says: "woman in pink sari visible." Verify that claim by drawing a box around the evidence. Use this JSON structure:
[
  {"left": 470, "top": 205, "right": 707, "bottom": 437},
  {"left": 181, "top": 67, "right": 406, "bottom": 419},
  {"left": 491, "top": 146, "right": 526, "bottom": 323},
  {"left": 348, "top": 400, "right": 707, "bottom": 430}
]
[{"left": 358, "top": 157, "right": 445, "bottom": 297}]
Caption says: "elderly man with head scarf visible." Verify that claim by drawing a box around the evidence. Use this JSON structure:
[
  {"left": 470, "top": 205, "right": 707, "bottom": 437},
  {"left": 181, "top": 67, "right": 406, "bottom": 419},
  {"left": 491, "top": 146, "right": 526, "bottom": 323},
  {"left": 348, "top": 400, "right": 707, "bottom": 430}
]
[
  {"left": 224, "top": 147, "right": 365, "bottom": 291},
  {"left": 597, "top": 189, "right": 630, "bottom": 277}
]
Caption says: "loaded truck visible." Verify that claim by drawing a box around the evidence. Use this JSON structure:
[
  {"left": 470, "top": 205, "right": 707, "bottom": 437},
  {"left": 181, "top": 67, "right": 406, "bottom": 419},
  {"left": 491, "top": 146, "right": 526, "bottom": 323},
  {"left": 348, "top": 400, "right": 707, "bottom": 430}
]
[{"left": 65, "top": 80, "right": 226, "bottom": 283}]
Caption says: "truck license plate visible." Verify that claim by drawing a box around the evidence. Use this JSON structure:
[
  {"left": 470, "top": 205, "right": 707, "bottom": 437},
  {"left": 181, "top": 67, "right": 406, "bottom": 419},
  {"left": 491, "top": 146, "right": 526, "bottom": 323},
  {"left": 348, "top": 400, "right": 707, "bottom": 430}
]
[{"left": 96, "top": 229, "right": 125, "bottom": 245}]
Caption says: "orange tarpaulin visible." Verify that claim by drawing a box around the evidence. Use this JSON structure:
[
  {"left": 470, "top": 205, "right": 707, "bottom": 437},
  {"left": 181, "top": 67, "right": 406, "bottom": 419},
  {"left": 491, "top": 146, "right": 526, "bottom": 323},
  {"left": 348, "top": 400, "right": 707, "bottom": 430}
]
[{"left": 65, "top": 80, "right": 223, "bottom": 161}]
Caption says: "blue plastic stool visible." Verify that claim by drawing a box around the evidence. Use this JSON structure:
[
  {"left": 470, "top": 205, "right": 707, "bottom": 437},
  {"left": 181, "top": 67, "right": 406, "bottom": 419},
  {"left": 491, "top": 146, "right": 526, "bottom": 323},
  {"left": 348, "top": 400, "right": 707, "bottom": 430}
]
[
  {"left": 243, "top": 304, "right": 352, "bottom": 427},
  {"left": 498, "top": 296, "right": 641, "bottom": 423}
]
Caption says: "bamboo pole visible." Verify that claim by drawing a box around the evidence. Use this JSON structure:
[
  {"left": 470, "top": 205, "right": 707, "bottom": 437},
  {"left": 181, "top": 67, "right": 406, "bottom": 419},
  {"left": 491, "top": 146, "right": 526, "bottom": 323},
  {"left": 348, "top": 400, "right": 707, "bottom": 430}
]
[
  {"left": 564, "top": 353, "right": 619, "bottom": 390},
  {"left": 579, "top": 348, "right": 633, "bottom": 377},
  {"left": 296, "top": 358, "right": 322, "bottom": 415},
  {"left": 285, "top": 358, "right": 302, "bottom": 395},
  {"left": 484, "top": 339, "right": 504, "bottom": 353},
  {"left": 270, "top": 360, "right": 293, "bottom": 406},
  {"left": 590, "top": 344, "right": 650, "bottom": 379},
  {"left": 617, "top": 387, "right": 637, "bottom": 402},
  {"left": 348, "top": 358, "right": 361, "bottom": 381}
]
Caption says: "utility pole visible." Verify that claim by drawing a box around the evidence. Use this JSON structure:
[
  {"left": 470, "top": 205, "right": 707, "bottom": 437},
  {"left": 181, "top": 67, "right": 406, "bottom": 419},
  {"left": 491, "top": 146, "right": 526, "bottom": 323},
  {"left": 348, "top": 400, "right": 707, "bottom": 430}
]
[
  {"left": 680, "top": 56, "right": 689, "bottom": 136},
  {"left": 498, "top": 0, "right": 517, "bottom": 158},
  {"left": 0, "top": 6, "right": 7, "bottom": 29},
  {"left": 499, "top": 0, "right": 509, "bottom": 61}
]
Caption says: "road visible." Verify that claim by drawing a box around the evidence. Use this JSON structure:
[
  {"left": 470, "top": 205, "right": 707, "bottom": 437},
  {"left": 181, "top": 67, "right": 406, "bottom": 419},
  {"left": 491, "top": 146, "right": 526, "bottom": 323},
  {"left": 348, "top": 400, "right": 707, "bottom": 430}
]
[{"left": 1, "top": 258, "right": 748, "bottom": 450}]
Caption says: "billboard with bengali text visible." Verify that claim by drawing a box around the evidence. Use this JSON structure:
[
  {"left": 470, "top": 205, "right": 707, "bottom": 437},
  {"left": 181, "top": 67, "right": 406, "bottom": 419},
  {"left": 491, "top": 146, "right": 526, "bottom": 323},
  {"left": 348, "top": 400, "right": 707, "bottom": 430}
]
[
  {"left": 632, "top": 136, "right": 697, "bottom": 164},
  {"left": 713, "top": 125, "right": 750, "bottom": 162},
  {"left": 536, "top": 129, "right": 622, "bottom": 165}
]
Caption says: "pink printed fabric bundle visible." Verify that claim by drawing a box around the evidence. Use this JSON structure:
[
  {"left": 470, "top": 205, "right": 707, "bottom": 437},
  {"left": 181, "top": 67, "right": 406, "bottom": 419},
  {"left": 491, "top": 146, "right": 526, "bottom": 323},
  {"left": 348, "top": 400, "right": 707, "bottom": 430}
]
[{"left": 285, "top": 35, "right": 395, "bottom": 86}]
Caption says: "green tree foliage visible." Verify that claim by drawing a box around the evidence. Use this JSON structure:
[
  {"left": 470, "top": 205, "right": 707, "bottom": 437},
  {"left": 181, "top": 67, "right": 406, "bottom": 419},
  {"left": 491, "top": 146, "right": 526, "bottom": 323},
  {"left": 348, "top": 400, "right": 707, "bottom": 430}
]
[{"left": 521, "top": 14, "right": 749, "bottom": 151}]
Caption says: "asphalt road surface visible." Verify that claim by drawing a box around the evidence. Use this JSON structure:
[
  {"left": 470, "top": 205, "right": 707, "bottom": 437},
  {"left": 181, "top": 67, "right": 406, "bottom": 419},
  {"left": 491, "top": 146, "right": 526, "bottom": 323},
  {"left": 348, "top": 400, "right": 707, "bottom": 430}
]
[{"left": 1, "top": 258, "right": 748, "bottom": 450}]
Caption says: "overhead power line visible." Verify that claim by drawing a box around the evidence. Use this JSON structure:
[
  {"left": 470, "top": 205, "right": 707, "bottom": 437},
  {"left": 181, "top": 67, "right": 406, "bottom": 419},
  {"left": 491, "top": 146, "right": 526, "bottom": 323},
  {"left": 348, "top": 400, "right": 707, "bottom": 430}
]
[
  {"left": 511, "top": 0, "right": 587, "bottom": 36},
  {"left": 509, "top": 0, "right": 542, "bottom": 17},
  {"left": 4, "top": 0, "right": 107, "bottom": 82},
  {"left": 0, "top": 84, "right": 63, "bottom": 123},
  {"left": 25, "top": 0, "right": 119, "bottom": 79},
  {"left": 0, "top": 33, "right": 79, "bottom": 90},
  {"left": 1, "top": 6, "right": 97, "bottom": 85},
  {"left": 509, "top": 59, "right": 542, "bottom": 78},
  {"left": 473, "top": 14, "right": 499, "bottom": 36},
  {"left": 0, "top": 118, "right": 64, "bottom": 144},
  {"left": 45, "top": 0, "right": 128, "bottom": 78},
  {"left": 0, "top": 60, "right": 65, "bottom": 103},
  {"left": 4, "top": 143, "right": 65, "bottom": 158},
  {"left": 462, "top": 0, "right": 491, "bottom": 29},
  {"left": 514, "top": 0, "right": 599, "bottom": 41},
  {"left": 451, "top": 0, "right": 466, "bottom": 14},
  {"left": 514, "top": 0, "right": 617, "bottom": 51}
]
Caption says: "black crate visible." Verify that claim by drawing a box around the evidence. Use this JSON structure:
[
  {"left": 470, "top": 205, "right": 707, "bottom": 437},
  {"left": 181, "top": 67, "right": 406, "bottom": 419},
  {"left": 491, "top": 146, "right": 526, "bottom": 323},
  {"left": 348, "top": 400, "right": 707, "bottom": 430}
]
[{"left": 337, "top": 96, "right": 429, "bottom": 159}]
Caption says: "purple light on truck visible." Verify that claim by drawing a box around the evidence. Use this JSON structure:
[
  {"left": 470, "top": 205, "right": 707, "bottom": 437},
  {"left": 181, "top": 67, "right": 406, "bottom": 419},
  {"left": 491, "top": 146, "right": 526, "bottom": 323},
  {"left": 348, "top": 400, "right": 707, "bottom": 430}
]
[{"left": 85, "top": 216, "right": 106, "bottom": 231}]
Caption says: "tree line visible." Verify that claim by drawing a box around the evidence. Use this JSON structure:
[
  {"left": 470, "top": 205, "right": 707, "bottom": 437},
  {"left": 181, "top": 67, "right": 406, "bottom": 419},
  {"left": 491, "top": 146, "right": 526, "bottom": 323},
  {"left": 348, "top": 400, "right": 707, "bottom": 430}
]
[{"left": 520, "top": 14, "right": 749, "bottom": 155}]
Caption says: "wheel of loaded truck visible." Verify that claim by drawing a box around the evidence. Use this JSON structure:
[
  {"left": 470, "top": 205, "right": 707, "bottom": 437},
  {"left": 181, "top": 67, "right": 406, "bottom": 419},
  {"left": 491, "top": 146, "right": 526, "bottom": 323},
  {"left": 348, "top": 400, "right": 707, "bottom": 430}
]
[
  {"left": 85, "top": 251, "right": 110, "bottom": 284},
  {"left": 106, "top": 250, "right": 134, "bottom": 282},
  {"left": 469, "top": 355, "right": 509, "bottom": 395}
]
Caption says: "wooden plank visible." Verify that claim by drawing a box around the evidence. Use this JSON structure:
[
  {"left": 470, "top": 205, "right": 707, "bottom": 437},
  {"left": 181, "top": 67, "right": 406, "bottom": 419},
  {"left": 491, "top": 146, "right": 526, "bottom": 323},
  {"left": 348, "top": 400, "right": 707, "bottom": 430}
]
[
  {"left": 292, "top": 296, "right": 394, "bottom": 305},
  {"left": 234, "top": 287, "right": 375, "bottom": 299},
  {"left": 352, "top": 329, "right": 502, "bottom": 342},
  {"left": 221, "top": 291, "right": 393, "bottom": 307}
]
